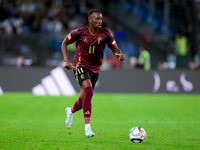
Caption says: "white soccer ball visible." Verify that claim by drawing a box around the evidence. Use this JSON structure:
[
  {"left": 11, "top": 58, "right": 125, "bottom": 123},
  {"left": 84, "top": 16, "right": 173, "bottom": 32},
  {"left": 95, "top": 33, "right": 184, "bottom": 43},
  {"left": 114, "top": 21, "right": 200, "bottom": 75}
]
[{"left": 129, "top": 126, "right": 146, "bottom": 143}]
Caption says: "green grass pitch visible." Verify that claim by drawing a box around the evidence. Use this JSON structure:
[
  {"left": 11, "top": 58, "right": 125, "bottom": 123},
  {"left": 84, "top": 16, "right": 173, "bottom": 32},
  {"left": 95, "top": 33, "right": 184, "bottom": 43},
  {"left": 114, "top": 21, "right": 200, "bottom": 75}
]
[{"left": 0, "top": 93, "right": 200, "bottom": 150}]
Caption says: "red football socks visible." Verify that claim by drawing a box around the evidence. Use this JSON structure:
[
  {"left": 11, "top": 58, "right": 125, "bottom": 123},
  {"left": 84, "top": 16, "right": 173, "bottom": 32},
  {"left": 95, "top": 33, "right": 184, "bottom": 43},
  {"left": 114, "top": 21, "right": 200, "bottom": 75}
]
[
  {"left": 71, "top": 97, "right": 83, "bottom": 113},
  {"left": 82, "top": 86, "right": 93, "bottom": 124}
]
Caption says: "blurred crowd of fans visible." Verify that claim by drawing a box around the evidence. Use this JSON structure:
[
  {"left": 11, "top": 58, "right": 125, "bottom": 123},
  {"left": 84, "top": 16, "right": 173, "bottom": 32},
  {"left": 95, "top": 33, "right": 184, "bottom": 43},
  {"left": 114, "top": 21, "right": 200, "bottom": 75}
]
[
  {"left": 0, "top": 0, "right": 141, "bottom": 70},
  {"left": 0, "top": 0, "right": 200, "bottom": 71},
  {"left": 122, "top": 0, "right": 199, "bottom": 38},
  {"left": 122, "top": 0, "right": 200, "bottom": 70},
  {"left": 0, "top": 0, "right": 93, "bottom": 35}
]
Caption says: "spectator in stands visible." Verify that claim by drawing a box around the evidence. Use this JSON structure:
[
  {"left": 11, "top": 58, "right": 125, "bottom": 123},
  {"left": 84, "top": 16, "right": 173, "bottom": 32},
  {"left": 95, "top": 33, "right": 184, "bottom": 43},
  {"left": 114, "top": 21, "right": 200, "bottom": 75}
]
[
  {"left": 77, "top": 0, "right": 88, "bottom": 15},
  {"left": 9, "top": 3, "right": 20, "bottom": 19},
  {"left": 114, "top": 24, "right": 126, "bottom": 42},
  {"left": 39, "top": 17, "right": 49, "bottom": 34},
  {"left": 129, "top": 47, "right": 151, "bottom": 71},
  {"left": 31, "top": 13, "right": 40, "bottom": 33},
  {"left": 48, "top": 16, "right": 63, "bottom": 33},
  {"left": 138, "top": 48, "right": 151, "bottom": 70},
  {"left": 20, "top": 0, "right": 37, "bottom": 14},
  {"left": 102, "top": 47, "right": 123, "bottom": 70},
  {"left": 174, "top": 32, "right": 190, "bottom": 68},
  {"left": 67, "top": 6, "right": 77, "bottom": 20},
  {"left": 68, "top": 17, "right": 79, "bottom": 30},
  {"left": 129, "top": 56, "right": 137, "bottom": 69},
  {"left": 140, "top": 30, "right": 151, "bottom": 50},
  {"left": 16, "top": 56, "right": 24, "bottom": 68},
  {"left": 0, "top": 2, "right": 10, "bottom": 22},
  {"left": 47, "top": 1, "right": 60, "bottom": 18},
  {"left": 2, "top": 16, "right": 23, "bottom": 35},
  {"left": 107, "top": 56, "right": 123, "bottom": 69}
]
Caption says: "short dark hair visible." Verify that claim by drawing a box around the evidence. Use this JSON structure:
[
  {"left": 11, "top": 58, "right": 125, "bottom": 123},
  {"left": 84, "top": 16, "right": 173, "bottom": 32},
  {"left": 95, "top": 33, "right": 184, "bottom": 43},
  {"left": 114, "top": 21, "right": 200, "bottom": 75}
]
[{"left": 87, "top": 9, "right": 101, "bottom": 18}]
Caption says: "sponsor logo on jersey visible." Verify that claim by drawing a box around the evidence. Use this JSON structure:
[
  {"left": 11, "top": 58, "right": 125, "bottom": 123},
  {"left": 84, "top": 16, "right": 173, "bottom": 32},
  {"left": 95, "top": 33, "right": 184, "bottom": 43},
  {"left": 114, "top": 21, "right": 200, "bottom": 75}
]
[{"left": 83, "top": 38, "right": 88, "bottom": 43}]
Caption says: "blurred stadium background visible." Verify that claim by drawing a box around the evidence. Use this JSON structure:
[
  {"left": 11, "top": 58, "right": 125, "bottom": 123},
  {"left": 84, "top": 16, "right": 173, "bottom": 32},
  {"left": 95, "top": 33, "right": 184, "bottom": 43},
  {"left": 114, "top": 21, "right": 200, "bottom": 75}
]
[{"left": 0, "top": 0, "right": 200, "bottom": 94}]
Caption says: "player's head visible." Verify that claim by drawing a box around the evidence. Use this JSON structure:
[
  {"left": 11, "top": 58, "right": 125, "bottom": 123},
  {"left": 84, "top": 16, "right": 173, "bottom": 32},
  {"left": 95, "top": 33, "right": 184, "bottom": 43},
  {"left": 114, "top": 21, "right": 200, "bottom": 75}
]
[{"left": 88, "top": 9, "right": 102, "bottom": 31}]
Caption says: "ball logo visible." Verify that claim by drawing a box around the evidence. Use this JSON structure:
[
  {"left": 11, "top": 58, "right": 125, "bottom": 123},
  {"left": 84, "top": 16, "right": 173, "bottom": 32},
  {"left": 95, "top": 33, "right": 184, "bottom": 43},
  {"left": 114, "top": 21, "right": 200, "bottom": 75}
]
[{"left": 139, "top": 134, "right": 144, "bottom": 138}]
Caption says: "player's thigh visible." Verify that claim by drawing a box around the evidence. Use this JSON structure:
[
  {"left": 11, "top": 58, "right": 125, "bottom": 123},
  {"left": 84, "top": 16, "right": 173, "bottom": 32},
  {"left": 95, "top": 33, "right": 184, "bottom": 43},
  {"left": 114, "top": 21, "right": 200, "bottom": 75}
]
[
  {"left": 82, "top": 79, "right": 92, "bottom": 89},
  {"left": 79, "top": 79, "right": 92, "bottom": 100}
]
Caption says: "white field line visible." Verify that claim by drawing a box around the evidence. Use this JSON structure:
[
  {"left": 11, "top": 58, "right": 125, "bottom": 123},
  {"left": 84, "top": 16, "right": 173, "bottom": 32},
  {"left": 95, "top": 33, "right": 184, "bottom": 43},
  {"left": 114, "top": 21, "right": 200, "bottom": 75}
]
[{"left": 2, "top": 120, "right": 200, "bottom": 124}]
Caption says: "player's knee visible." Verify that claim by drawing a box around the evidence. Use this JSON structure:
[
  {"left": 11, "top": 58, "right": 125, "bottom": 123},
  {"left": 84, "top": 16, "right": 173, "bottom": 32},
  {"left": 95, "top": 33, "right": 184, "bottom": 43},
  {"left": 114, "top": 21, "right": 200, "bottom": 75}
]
[{"left": 84, "top": 86, "right": 93, "bottom": 98}]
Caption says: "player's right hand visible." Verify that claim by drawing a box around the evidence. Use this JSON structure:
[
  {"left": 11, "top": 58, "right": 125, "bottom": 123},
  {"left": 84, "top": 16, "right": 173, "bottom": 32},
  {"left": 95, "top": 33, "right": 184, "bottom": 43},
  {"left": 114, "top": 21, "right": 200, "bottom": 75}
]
[
  {"left": 115, "top": 53, "right": 126, "bottom": 61},
  {"left": 64, "top": 61, "right": 74, "bottom": 72}
]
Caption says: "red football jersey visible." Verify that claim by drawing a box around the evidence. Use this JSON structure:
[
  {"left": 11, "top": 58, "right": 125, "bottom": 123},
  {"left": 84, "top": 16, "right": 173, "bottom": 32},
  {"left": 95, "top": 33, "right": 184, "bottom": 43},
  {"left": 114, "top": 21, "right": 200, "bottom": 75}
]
[{"left": 65, "top": 27, "right": 117, "bottom": 74}]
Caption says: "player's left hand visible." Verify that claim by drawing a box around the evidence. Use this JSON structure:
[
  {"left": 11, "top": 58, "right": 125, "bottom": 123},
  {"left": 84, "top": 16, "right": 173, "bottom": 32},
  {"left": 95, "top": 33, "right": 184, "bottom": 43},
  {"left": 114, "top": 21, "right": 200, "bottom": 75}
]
[{"left": 115, "top": 53, "right": 126, "bottom": 61}]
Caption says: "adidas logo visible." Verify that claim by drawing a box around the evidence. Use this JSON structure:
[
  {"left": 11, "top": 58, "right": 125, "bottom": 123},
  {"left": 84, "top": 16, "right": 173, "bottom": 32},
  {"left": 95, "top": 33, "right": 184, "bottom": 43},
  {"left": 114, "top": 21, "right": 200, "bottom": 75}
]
[
  {"left": 32, "top": 66, "right": 76, "bottom": 96},
  {"left": 84, "top": 111, "right": 90, "bottom": 115},
  {"left": 139, "top": 134, "right": 144, "bottom": 138},
  {"left": 83, "top": 38, "right": 88, "bottom": 43},
  {"left": 0, "top": 86, "right": 3, "bottom": 95}
]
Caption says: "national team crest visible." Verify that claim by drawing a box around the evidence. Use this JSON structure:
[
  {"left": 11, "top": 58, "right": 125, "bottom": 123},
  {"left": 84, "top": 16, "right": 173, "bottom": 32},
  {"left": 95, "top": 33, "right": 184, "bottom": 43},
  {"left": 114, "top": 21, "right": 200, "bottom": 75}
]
[
  {"left": 98, "top": 37, "right": 102, "bottom": 44},
  {"left": 81, "top": 74, "right": 84, "bottom": 79}
]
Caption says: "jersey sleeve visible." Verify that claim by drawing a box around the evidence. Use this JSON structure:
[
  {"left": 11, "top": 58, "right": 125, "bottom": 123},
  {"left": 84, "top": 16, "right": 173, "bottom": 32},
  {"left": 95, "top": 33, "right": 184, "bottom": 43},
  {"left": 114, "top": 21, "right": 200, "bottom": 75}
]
[
  {"left": 65, "top": 28, "right": 80, "bottom": 44},
  {"left": 105, "top": 29, "right": 118, "bottom": 50}
]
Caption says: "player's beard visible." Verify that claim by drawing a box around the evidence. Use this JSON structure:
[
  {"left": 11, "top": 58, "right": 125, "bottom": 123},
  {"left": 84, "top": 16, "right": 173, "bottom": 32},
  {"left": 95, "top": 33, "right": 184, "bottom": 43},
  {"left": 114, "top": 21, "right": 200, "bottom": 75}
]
[{"left": 92, "top": 24, "right": 101, "bottom": 31}]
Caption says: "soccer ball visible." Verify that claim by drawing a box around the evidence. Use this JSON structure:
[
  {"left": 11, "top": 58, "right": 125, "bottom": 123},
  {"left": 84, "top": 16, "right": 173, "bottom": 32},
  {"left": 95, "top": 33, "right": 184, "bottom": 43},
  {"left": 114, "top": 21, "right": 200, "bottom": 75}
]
[{"left": 129, "top": 126, "right": 146, "bottom": 143}]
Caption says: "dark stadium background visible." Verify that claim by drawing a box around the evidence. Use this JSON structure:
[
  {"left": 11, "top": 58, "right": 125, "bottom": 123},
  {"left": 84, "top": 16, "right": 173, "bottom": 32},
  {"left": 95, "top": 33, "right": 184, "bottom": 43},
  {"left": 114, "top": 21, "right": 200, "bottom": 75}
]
[{"left": 0, "top": 0, "right": 200, "bottom": 94}]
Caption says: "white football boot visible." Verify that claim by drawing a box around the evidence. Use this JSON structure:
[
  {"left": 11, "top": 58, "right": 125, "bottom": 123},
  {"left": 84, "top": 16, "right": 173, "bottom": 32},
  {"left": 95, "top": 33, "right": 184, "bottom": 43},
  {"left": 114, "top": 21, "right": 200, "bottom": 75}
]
[
  {"left": 65, "top": 107, "right": 73, "bottom": 128},
  {"left": 85, "top": 126, "right": 95, "bottom": 138}
]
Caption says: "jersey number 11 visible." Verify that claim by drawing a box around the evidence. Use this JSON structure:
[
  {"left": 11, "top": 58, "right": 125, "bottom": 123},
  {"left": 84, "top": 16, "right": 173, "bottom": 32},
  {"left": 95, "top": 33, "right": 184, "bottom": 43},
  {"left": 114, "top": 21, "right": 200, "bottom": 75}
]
[{"left": 89, "top": 46, "right": 95, "bottom": 54}]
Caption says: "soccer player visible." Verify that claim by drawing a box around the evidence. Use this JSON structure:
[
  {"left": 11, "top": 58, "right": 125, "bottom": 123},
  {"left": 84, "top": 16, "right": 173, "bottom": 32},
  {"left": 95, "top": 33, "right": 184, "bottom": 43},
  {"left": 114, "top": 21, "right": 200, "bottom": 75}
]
[{"left": 61, "top": 9, "right": 125, "bottom": 138}]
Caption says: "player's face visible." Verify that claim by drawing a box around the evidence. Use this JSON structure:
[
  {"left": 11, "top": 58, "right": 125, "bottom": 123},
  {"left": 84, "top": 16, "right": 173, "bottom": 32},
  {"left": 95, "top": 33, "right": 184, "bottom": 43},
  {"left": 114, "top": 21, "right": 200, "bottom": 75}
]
[{"left": 89, "top": 12, "right": 103, "bottom": 30}]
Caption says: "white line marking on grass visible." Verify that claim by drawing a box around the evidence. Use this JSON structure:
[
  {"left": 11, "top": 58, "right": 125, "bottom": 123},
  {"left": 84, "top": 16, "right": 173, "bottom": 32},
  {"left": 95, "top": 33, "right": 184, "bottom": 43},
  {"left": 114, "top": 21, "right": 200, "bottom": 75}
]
[{"left": 2, "top": 120, "right": 200, "bottom": 124}]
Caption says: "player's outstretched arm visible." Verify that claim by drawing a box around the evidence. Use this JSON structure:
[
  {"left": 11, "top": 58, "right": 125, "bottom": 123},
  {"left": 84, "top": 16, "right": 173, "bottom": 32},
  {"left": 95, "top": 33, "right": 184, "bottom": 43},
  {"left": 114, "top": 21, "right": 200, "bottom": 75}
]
[
  {"left": 61, "top": 39, "right": 74, "bottom": 72},
  {"left": 111, "top": 47, "right": 126, "bottom": 61}
]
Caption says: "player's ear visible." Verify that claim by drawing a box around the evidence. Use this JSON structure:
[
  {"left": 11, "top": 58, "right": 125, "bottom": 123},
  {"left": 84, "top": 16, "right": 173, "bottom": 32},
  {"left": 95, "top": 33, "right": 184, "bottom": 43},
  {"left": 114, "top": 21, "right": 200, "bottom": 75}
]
[{"left": 88, "top": 17, "right": 92, "bottom": 24}]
